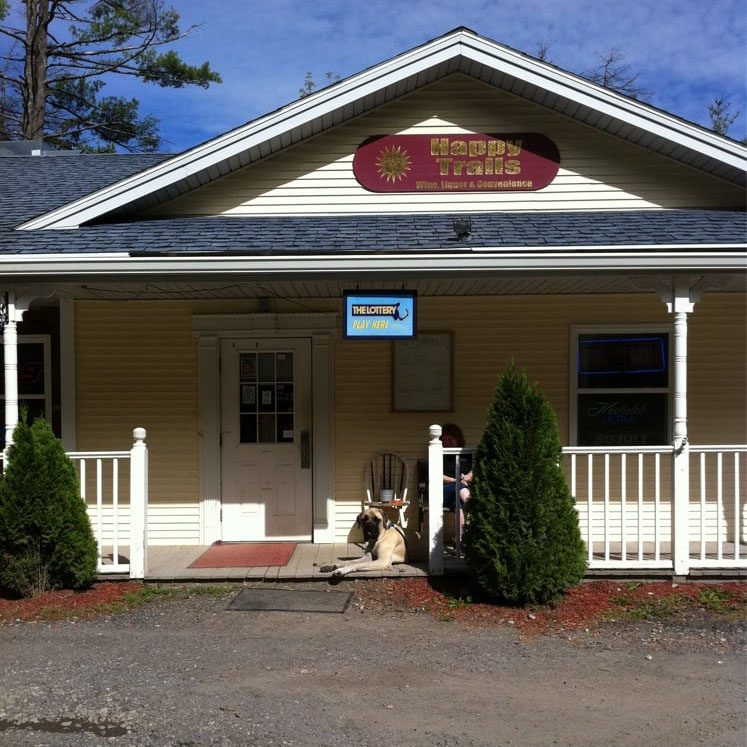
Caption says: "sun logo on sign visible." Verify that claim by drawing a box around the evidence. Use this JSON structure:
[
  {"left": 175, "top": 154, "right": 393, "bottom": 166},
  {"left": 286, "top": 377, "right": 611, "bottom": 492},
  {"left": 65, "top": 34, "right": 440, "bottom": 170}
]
[{"left": 376, "top": 145, "right": 411, "bottom": 182}]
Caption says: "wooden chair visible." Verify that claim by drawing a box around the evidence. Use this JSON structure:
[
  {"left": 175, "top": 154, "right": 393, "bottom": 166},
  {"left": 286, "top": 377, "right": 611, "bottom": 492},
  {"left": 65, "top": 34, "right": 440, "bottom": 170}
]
[{"left": 363, "top": 452, "right": 410, "bottom": 528}]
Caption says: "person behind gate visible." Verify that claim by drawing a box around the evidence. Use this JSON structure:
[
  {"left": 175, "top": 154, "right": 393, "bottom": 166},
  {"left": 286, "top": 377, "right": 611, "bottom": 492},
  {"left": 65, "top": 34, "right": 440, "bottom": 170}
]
[{"left": 441, "top": 422, "right": 472, "bottom": 532}]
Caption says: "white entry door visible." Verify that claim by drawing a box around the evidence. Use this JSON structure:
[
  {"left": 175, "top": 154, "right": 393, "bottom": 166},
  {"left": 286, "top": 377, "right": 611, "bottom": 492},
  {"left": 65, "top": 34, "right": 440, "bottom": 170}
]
[{"left": 220, "top": 338, "right": 312, "bottom": 541}]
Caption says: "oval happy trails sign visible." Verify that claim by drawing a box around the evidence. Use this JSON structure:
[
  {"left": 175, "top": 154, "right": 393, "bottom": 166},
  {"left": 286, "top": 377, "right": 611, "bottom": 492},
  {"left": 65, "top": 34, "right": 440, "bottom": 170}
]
[{"left": 353, "top": 133, "right": 560, "bottom": 193}]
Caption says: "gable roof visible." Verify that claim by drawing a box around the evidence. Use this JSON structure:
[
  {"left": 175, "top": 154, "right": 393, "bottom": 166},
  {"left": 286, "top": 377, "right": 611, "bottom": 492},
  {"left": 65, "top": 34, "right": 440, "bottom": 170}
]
[{"left": 18, "top": 27, "right": 747, "bottom": 232}]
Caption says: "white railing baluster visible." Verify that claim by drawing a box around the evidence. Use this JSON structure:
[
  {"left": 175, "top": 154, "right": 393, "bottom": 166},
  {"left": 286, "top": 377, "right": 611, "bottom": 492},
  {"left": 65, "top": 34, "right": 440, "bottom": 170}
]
[
  {"left": 699, "top": 452, "right": 706, "bottom": 560},
  {"left": 734, "top": 453, "right": 740, "bottom": 560},
  {"left": 637, "top": 453, "right": 643, "bottom": 561},
  {"left": 620, "top": 453, "right": 627, "bottom": 562},
  {"left": 717, "top": 452, "right": 723, "bottom": 561},
  {"left": 604, "top": 453, "right": 610, "bottom": 561},
  {"left": 67, "top": 432, "right": 145, "bottom": 577},
  {"left": 112, "top": 458, "right": 119, "bottom": 570},
  {"left": 96, "top": 458, "right": 103, "bottom": 566},
  {"left": 560, "top": 444, "right": 745, "bottom": 573},
  {"left": 655, "top": 453, "right": 660, "bottom": 561},
  {"left": 587, "top": 454, "right": 593, "bottom": 562}
]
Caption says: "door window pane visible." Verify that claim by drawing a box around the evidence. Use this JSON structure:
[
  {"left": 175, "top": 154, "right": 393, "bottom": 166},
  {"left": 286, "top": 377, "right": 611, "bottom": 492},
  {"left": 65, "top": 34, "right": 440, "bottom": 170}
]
[
  {"left": 277, "top": 414, "right": 294, "bottom": 443},
  {"left": 240, "top": 414, "right": 257, "bottom": 443},
  {"left": 276, "top": 352, "right": 293, "bottom": 381},
  {"left": 239, "top": 349, "right": 295, "bottom": 444},
  {"left": 258, "top": 353, "right": 275, "bottom": 382},
  {"left": 259, "top": 414, "right": 275, "bottom": 443},
  {"left": 277, "top": 384, "right": 293, "bottom": 412},
  {"left": 240, "top": 384, "right": 256, "bottom": 411},
  {"left": 258, "top": 385, "right": 274, "bottom": 412},
  {"left": 239, "top": 353, "right": 256, "bottom": 381}
]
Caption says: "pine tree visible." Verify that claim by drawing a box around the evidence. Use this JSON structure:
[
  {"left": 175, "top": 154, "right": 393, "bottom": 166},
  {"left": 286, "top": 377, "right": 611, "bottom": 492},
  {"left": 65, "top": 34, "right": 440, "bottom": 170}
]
[
  {"left": 0, "top": 415, "right": 97, "bottom": 597},
  {"left": 463, "top": 364, "right": 586, "bottom": 604}
]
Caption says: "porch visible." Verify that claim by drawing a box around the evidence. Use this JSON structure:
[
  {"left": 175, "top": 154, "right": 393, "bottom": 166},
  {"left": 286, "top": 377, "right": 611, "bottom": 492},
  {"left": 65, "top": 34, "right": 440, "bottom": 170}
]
[{"left": 67, "top": 427, "right": 747, "bottom": 582}]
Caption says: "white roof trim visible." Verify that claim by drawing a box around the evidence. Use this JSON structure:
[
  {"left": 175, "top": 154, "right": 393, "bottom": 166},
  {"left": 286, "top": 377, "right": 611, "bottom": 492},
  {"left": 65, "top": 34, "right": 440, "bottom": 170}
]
[
  {"left": 1, "top": 247, "right": 745, "bottom": 277},
  {"left": 19, "top": 28, "right": 747, "bottom": 232}
]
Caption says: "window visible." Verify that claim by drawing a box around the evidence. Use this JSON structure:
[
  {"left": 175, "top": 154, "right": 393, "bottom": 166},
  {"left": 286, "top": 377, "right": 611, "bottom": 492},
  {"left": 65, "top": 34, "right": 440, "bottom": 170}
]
[
  {"left": 238, "top": 351, "right": 294, "bottom": 444},
  {"left": 571, "top": 327, "right": 670, "bottom": 447},
  {"left": 0, "top": 335, "right": 52, "bottom": 447}
]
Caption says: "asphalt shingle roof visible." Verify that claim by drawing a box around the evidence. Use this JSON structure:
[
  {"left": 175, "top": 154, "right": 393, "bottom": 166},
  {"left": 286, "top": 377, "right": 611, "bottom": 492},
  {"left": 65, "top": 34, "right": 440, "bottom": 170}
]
[{"left": 1, "top": 155, "right": 745, "bottom": 256}]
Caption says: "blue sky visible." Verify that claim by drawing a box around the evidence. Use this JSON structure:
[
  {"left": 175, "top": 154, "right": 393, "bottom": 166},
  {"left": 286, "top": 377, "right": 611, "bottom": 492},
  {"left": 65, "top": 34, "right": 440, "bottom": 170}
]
[{"left": 9, "top": 0, "right": 747, "bottom": 151}]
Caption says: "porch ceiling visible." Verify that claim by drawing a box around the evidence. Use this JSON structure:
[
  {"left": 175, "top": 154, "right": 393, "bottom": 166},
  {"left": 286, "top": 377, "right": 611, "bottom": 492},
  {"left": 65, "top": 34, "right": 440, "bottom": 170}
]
[{"left": 58, "top": 273, "right": 746, "bottom": 301}]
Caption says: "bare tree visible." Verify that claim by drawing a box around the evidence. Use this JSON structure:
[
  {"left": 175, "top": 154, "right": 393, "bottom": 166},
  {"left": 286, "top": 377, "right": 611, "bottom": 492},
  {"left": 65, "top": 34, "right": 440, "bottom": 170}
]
[
  {"left": 708, "top": 97, "right": 740, "bottom": 136},
  {"left": 584, "top": 48, "right": 651, "bottom": 100}
]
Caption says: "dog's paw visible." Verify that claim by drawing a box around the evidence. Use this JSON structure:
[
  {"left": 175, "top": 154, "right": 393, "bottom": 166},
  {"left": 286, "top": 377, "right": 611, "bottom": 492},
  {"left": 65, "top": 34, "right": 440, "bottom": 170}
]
[{"left": 318, "top": 564, "right": 336, "bottom": 573}]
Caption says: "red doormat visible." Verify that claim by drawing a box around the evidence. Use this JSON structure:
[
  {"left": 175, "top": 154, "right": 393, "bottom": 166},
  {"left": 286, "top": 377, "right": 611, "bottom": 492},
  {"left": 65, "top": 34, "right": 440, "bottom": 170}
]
[{"left": 188, "top": 542, "right": 296, "bottom": 569}]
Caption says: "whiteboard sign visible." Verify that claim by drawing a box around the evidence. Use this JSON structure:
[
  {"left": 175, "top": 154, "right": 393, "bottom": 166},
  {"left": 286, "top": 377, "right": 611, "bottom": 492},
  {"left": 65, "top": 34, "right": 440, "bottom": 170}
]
[{"left": 392, "top": 332, "right": 452, "bottom": 412}]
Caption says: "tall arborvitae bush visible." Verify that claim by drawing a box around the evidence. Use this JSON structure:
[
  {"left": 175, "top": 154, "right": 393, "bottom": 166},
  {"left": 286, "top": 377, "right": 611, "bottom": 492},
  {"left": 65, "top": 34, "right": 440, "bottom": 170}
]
[
  {"left": 0, "top": 416, "right": 97, "bottom": 597},
  {"left": 463, "top": 364, "right": 586, "bottom": 604}
]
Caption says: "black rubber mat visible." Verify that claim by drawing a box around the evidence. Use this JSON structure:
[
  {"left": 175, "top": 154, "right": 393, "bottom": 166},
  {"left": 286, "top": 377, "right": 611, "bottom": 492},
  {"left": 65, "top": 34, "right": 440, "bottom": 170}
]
[{"left": 226, "top": 588, "right": 352, "bottom": 613}]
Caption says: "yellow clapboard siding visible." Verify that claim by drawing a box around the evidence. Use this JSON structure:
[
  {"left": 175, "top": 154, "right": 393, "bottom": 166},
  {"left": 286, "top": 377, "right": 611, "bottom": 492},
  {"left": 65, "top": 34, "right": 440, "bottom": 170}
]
[
  {"left": 331, "top": 293, "right": 746, "bottom": 538},
  {"left": 71, "top": 295, "right": 745, "bottom": 544}
]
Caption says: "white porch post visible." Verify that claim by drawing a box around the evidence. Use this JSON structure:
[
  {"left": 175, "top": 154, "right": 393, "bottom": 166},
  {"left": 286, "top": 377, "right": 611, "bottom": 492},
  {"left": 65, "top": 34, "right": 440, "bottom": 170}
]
[
  {"left": 129, "top": 427, "right": 148, "bottom": 579},
  {"left": 662, "top": 277, "right": 699, "bottom": 577},
  {"left": 2, "top": 291, "right": 19, "bottom": 457},
  {"left": 428, "top": 424, "right": 444, "bottom": 575},
  {"left": 1, "top": 286, "right": 56, "bottom": 461}
]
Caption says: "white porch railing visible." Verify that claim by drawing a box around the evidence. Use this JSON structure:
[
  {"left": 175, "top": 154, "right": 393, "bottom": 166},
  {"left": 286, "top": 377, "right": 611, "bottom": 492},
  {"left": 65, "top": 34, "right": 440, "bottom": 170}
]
[
  {"left": 67, "top": 428, "right": 148, "bottom": 579},
  {"left": 0, "top": 428, "right": 147, "bottom": 579},
  {"left": 427, "top": 425, "right": 747, "bottom": 576}
]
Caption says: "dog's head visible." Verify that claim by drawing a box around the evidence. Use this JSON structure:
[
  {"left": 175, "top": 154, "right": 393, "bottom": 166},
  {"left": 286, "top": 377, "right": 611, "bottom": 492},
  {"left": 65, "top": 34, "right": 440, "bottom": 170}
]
[{"left": 357, "top": 507, "right": 386, "bottom": 544}]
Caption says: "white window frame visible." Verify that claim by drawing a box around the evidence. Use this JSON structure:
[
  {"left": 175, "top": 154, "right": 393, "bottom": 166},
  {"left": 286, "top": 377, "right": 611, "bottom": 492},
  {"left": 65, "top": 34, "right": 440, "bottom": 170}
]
[
  {"left": 569, "top": 324, "right": 672, "bottom": 447},
  {"left": 0, "top": 334, "right": 52, "bottom": 434}
]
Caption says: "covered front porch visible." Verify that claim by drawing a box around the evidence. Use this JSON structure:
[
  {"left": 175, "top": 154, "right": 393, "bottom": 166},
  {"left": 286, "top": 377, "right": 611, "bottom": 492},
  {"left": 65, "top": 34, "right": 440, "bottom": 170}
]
[
  {"left": 48, "top": 426, "right": 747, "bottom": 582},
  {"left": 1, "top": 270, "right": 745, "bottom": 582}
]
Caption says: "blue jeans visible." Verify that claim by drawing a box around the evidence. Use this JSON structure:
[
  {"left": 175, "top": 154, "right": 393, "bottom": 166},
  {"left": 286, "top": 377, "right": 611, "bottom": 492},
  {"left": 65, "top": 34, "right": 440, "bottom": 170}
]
[{"left": 443, "top": 481, "right": 468, "bottom": 511}]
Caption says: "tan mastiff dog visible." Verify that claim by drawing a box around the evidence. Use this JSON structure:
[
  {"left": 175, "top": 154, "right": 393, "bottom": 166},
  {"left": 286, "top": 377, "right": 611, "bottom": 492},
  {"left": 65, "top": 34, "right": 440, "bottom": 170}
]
[{"left": 320, "top": 507, "right": 406, "bottom": 578}]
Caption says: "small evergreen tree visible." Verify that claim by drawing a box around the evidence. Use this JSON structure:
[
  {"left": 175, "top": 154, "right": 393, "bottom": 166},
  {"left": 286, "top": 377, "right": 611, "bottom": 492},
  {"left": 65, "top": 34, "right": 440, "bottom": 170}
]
[
  {"left": 0, "top": 415, "right": 97, "bottom": 597},
  {"left": 463, "top": 364, "right": 586, "bottom": 604}
]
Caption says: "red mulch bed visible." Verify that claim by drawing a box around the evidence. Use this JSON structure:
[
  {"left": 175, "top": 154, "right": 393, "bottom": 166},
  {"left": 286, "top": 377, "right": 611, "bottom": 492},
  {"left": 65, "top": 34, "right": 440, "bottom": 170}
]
[
  {"left": 1, "top": 578, "right": 744, "bottom": 633},
  {"left": 352, "top": 577, "right": 747, "bottom": 635},
  {"left": 0, "top": 582, "right": 144, "bottom": 624}
]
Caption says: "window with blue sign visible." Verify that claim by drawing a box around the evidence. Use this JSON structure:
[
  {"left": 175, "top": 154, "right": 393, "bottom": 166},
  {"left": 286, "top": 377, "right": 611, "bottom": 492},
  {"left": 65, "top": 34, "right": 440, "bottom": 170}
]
[{"left": 573, "top": 329, "right": 670, "bottom": 446}]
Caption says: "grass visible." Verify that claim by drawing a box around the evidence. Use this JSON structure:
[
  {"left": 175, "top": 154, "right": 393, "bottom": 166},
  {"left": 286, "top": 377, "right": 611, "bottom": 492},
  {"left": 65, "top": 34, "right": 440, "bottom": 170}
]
[
  {"left": 33, "top": 584, "right": 235, "bottom": 622},
  {"left": 608, "top": 585, "right": 746, "bottom": 621},
  {"left": 697, "top": 587, "right": 738, "bottom": 613}
]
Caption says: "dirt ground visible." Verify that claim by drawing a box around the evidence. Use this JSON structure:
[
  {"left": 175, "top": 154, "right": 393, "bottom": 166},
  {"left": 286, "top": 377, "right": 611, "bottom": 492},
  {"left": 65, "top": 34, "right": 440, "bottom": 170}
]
[{"left": 0, "top": 579, "right": 745, "bottom": 746}]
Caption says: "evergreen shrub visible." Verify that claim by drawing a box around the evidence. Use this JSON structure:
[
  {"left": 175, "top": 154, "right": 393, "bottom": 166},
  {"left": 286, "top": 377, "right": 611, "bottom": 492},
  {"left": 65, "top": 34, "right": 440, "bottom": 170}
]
[
  {"left": 0, "top": 416, "right": 97, "bottom": 597},
  {"left": 463, "top": 364, "right": 586, "bottom": 604}
]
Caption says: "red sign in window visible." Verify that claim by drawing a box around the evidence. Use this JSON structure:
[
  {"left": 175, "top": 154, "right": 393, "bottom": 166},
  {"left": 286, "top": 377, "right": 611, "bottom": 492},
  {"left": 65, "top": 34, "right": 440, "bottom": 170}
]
[{"left": 353, "top": 133, "right": 560, "bottom": 193}]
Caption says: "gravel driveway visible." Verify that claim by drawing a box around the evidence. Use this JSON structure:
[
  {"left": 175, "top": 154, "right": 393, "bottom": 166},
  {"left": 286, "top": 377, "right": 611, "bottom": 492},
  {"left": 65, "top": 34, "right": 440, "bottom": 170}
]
[{"left": 0, "top": 582, "right": 744, "bottom": 747}]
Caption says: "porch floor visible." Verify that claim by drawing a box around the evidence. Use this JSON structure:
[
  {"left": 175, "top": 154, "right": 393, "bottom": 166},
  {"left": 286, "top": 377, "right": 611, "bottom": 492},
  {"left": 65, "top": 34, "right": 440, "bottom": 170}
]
[
  {"left": 142, "top": 543, "right": 446, "bottom": 582},
  {"left": 97, "top": 541, "right": 747, "bottom": 582}
]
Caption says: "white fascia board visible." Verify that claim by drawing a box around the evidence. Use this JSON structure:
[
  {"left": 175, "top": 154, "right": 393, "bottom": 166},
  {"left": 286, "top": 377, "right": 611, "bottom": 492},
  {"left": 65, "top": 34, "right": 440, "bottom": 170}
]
[
  {"left": 0, "top": 246, "right": 744, "bottom": 277},
  {"left": 461, "top": 35, "right": 746, "bottom": 166},
  {"left": 18, "top": 30, "right": 745, "bottom": 232}
]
